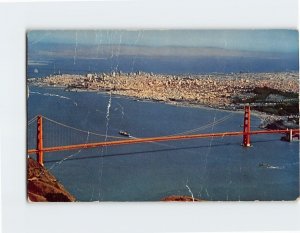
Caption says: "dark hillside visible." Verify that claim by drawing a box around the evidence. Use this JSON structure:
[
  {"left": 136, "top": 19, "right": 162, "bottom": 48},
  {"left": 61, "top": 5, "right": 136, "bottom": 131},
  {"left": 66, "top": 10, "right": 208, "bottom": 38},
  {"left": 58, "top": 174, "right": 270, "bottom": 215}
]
[{"left": 27, "top": 158, "right": 75, "bottom": 202}]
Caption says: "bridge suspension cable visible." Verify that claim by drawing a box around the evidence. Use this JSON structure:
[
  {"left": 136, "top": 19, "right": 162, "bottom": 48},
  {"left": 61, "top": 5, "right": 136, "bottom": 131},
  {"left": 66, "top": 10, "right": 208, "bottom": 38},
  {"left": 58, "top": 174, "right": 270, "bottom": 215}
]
[
  {"left": 28, "top": 113, "right": 236, "bottom": 158},
  {"left": 128, "top": 113, "right": 234, "bottom": 150},
  {"left": 31, "top": 111, "right": 234, "bottom": 145},
  {"left": 42, "top": 116, "right": 128, "bottom": 140},
  {"left": 47, "top": 131, "right": 91, "bottom": 171},
  {"left": 28, "top": 115, "right": 38, "bottom": 125},
  {"left": 27, "top": 128, "right": 299, "bottom": 155},
  {"left": 168, "top": 113, "right": 235, "bottom": 136},
  {"left": 27, "top": 106, "right": 300, "bottom": 167},
  {"left": 31, "top": 113, "right": 234, "bottom": 151}
]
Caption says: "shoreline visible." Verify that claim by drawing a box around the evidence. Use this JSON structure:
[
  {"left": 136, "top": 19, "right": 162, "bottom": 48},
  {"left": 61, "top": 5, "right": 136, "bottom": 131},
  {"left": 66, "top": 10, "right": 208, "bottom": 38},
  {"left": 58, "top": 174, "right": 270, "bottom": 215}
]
[
  {"left": 28, "top": 71, "right": 298, "bottom": 128},
  {"left": 28, "top": 84, "right": 273, "bottom": 126}
]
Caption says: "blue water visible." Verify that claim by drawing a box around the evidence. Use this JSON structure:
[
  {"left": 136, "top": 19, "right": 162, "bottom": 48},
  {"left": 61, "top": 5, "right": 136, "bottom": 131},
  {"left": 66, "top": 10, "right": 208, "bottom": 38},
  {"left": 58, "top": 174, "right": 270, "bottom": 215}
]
[
  {"left": 27, "top": 86, "right": 299, "bottom": 201},
  {"left": 27, "top": 56, "right": 299, "bottom": 78}
]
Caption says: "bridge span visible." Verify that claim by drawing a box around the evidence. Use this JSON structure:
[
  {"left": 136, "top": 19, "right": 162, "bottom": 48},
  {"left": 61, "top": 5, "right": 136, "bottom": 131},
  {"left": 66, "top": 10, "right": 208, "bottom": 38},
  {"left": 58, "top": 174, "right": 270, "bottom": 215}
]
[{"left": 27, "top": 106, "right": 299, "bottom": 166}]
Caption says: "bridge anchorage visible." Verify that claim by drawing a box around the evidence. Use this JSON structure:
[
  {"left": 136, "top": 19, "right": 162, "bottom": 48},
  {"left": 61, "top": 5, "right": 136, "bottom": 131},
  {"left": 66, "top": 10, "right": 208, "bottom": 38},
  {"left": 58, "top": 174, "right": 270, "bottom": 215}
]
[{"left": 28, "top": 106, "right": 299, "bottom": 166}]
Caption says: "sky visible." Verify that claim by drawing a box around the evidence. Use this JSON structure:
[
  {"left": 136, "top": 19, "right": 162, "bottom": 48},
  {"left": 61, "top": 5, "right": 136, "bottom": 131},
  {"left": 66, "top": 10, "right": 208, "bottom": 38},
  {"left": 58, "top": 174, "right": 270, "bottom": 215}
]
[{"left": 28, "top": 30, "right": 298, "bottom": 54}]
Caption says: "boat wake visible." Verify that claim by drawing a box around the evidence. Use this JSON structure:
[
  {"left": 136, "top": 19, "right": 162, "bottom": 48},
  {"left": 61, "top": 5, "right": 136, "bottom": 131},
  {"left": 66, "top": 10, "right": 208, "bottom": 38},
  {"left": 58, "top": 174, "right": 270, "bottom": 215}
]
[
  {"left": 29, "top": 91, "right": 78, "bottom": 106},
  {"left": 266, "top": 166, "right": 284, "bottom": 169},
  {"left": 259, "top": 163, "right": 284, "bottom": 169}
]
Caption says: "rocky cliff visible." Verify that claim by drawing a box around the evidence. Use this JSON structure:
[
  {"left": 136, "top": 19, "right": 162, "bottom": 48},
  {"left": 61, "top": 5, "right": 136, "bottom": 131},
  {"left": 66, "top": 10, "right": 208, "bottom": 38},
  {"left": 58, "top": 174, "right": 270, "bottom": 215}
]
[{"left": 27, "top": 158, "right": 75, "bottom": 202}]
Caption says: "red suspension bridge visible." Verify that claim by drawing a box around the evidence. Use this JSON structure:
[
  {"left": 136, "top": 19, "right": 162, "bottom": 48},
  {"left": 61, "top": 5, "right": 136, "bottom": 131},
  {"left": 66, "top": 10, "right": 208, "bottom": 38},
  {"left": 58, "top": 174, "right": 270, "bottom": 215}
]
[{"left": 27, "top": 106, "right": 299, "bottom": 166}]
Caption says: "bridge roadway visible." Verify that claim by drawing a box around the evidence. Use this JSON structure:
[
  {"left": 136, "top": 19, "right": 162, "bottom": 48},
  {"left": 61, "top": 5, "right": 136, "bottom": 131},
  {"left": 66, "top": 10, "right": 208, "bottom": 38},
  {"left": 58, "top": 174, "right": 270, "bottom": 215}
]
[{"left": 27, "top": 129, "right": 299, "bottom": 154}]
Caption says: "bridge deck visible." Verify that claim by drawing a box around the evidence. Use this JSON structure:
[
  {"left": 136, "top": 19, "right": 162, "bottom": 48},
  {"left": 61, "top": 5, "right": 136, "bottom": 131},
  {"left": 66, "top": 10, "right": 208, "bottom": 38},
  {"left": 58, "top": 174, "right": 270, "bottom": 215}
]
[{"left": 27, "top": 129, "right": 299, "bottom": 154}]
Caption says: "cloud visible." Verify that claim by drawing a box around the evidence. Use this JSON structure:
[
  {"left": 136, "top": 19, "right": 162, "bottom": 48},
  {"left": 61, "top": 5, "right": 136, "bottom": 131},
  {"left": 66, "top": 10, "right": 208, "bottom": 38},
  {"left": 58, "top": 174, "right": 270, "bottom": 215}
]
[
  {"left": 28, "top": 43, "right": 297, "bottom": 61},
  {"left": 28, "top": 30, "right": 299, "bottom": 53}
]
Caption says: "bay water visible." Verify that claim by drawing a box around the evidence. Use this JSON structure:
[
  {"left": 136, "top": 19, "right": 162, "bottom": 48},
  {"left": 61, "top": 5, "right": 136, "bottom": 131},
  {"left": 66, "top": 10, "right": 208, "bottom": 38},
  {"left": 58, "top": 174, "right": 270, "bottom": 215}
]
[{"left": 27, "top": 86, "right": 299, "bottom": 201}]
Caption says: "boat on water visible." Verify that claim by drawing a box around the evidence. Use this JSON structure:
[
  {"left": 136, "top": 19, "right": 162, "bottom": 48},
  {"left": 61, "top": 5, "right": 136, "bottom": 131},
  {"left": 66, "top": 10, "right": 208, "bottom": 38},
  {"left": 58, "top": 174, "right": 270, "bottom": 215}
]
[
  {"left": 259, "top": 163, "right": 281, "bottom": 169},
  {"left": 258, "top": 162, "right": 279, "bottom": 169},
  {"left": 259, "top": 163, "right": 271, "bottom": 168},
  {"left": 119, "top": 130, "right": 130, "bottom": 137}
]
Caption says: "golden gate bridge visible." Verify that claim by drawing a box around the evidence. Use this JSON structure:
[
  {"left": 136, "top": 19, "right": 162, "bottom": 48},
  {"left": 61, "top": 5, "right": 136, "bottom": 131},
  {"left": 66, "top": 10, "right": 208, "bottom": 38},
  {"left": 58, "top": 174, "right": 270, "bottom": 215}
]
[{"left": 27, "top": 106, "right": 299, "bottom": 166}]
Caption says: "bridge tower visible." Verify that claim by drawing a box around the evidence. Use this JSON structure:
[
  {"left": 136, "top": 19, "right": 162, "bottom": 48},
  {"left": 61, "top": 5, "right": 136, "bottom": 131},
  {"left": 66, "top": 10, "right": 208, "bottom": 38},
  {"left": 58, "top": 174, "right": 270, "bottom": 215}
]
[
  {"left": 36, "top": 115, "right": 44, "bottom": 166},
  {"left": 243, "top": 105, "right": 251, "bottom": 147}
]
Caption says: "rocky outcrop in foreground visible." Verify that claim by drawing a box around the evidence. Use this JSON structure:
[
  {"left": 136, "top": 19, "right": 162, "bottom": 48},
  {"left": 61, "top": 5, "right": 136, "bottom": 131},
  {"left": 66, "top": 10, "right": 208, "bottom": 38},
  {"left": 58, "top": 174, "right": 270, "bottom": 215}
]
[{"left": 27, "top": 158, "right": 75, "bottom": 202}]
